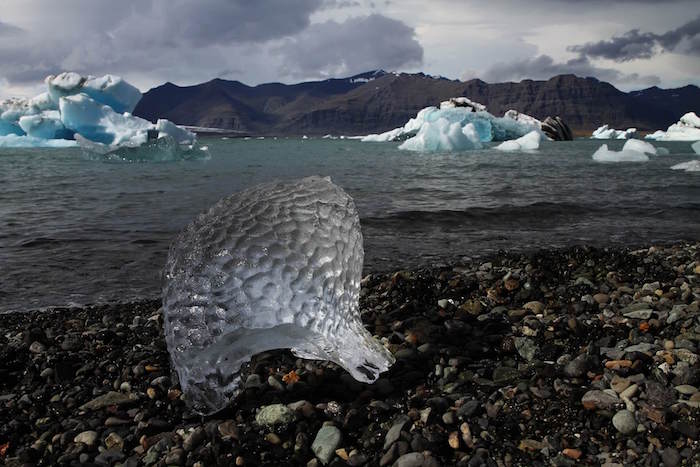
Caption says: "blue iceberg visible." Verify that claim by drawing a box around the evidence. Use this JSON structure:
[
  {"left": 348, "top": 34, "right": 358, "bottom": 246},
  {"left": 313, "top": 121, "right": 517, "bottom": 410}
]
[
  {"left": 362, "top": 98, "right": 542, "bottom": 152},
  {"left": 0, "top": 72, "right": 198, "bottom": 155}
]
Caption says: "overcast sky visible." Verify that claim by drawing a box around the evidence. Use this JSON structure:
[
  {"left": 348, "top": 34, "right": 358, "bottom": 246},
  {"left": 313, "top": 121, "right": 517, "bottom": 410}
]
[{"left": 1, "top": 0, "right": 699, "bottom": 98}]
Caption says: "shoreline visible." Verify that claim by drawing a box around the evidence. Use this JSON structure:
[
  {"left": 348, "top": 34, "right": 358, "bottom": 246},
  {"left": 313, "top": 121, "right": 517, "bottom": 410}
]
[{"left": 1, "top": 243, "right": 698, "bottom": 466}]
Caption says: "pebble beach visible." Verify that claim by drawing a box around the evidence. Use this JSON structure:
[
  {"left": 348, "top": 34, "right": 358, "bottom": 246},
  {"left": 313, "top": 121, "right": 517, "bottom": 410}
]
[{"left": 1, "top": 243, "right": 699, "bottom": 466}]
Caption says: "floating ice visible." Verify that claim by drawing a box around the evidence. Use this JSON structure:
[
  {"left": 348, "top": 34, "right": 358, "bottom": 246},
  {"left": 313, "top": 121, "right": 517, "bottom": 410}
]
[
  {"left": 495, "top": 130, "right": 541, "bottom": 152},
  {"left": 591, "top": 125, "right": 637, "bottom": 140},
  {"left": 0, "top": 71, "right": 197, "bottom": 152},
  {"left": 670, "top": 160, "right": 700, "bottom": 172},
  {"left": 622, "top": 139, "right": 658, "bottom": 155},
  {"left": 0, "top": 134, "right": 77, "bottom": 148},
  {"left": 361, "top": 99, "right": 540, "bottom": 149},
  {"left": 692, "top": 141, "right": 700, "bottom": 155},
  {"left": 163, "top": 176, "right": 394, "bottom": 415},
  {"left": 645, "top": 112, "right": 700, "bottom": 141},
  {"left": 592, "top": 143, "right": 649, "bottom": 162},
  {"left": 399, "top": 120, "right": 482, "bottom": 152},
  {"left": 19, "top": 111, "right": 71, "bottom": 139},
  {"left": 77, "top": 134, "right": 209, "bottom": 162},
  {"left": 46, "top": 72, "right": 141, "bottom": 113}
]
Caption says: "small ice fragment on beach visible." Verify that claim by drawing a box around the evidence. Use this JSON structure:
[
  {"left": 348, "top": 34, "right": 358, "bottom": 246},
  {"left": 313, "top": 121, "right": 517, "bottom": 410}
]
[
  {"left": 162, "top": 176, "right": 395, "bottom": 415},
  {"left": 670, "top": 160, "right": 700, "bottom": 172},
  {"left": 592, "top": 144, "right": 649, "bottom": 162},
  {"left": 495, "top": 131, "right": 541, "bottom": 151}
]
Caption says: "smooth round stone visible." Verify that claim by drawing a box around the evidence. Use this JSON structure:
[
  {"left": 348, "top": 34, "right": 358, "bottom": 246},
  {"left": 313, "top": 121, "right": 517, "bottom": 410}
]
[{"left": 612, "top": 410, "right": 636, "bottom": 435}]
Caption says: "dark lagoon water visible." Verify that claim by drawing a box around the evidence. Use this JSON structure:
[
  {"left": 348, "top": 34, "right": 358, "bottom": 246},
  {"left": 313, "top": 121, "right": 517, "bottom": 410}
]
[{"left": 1, "top": 137, "right": 699, "bottom": 312}]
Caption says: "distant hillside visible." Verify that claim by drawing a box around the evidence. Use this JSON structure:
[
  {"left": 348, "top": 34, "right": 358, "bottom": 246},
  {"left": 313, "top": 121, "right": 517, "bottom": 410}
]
[{"left": 134, "top": 71, "right": 700, "bottom": 136}]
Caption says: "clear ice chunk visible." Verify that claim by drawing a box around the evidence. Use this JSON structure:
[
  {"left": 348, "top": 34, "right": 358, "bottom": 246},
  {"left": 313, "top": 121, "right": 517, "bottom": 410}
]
[{"left": 162, "top": 176, "right": 395, "bottom": 415}]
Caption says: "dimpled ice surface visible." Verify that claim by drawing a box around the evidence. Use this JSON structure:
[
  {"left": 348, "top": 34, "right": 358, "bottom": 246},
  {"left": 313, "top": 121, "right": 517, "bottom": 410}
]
[{"left": 163, "top": 176, "right": 395, "bottom": 414}]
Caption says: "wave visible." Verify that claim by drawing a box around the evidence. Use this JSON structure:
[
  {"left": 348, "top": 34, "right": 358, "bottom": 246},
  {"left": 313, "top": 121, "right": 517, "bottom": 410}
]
[{"left": 362, "top": 201, "right": 700, "bottom": 226}]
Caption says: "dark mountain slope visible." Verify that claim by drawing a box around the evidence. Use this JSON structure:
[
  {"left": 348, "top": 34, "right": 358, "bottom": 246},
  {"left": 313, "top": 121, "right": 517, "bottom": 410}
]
[{"left": 134, "top": 71, "right": 700, "bottom": 135}]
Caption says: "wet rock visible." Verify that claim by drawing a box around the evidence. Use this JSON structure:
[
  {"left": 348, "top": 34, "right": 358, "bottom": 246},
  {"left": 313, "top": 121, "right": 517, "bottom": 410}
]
[
  {"left": 74, "top": 430, "right": 98, "bottom": 446},
  {"left": 255, "top": 404, "right": 296, "bottom": 427},
  {"left": 80, "top": 391, "right": 137, "bottom": 410},
  {"left": 312, "top": 426, "right": 342, "bottom": 465}
]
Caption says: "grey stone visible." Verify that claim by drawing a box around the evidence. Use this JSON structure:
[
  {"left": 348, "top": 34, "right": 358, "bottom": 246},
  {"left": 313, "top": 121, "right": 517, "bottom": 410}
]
[
  {"left": 74, "top": 430, "right": 98, "bottom": 446},
  {"left": 80, "top": 391, "right": 138, "bottom": 411},
  {"left": 384, "top": 417, "right": 410, "bottom": 450},
  {"left": 311, "top": 425, "right": 342, "bottom": 465},
  {"left": 612, "top": 410, "right": 636, "bottom": 435},
  {"left": 255, "top": 404, "right": 296, "bottom": 427},
  {"left": 514, "top": 337, "right": 538, "bottom": 362}
]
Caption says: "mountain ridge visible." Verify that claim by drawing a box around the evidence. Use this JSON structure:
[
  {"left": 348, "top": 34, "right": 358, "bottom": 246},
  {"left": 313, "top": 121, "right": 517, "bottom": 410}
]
[{"left": 133, "top": 71, "right": 700, "bottom": 136}]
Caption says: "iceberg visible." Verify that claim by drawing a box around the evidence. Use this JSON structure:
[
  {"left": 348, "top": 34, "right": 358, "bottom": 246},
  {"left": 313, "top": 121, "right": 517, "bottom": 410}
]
[
  {"left": 46, "top": 72, "right": 141, "bottom": 114},
  {"left": 19, "top": 111, "right": 72, "bottom": 139},
  {"left": 503, "top": 109, "right": 542, "bottom": 129},
  {"left": 692, "top": 141, "right": 700, "bottom": 155},
  {"left": 163, "top": 176, "right": 394, "bottom": 414},
  {"left": 77, "top": 134, "right": 208, "bottom": 162},
  {"left": 591, "top": 125, "right": 637, "bottom": 140},
  {"left": 0, "top": 71, "right": 197, "bottom": 152},
  {"left": 362, "top": 98, "right": 541, "bottom": 149},
  {"left": 670, "top": 160, "right": 700, "bottom": 172},
  {"left": 399, "top": 120, "right": 482, "bottom": 152},
  {"left": 495, "top": 130, "right": 541, "bottom": 152},
  {"left": 645, "top": 112, "right": 700, "bottom": 141},
  {"left": 59, "top": 94, "right": 153, "bottom": 146},
  {"left": 0, "top": 134, "right": 77, "bottom": 148},
  {"left": 622, "top": 138, "right": 658, "bottom": 155},
  {"left": 592, "top": 143, "right": 649, "bottom": 162}
]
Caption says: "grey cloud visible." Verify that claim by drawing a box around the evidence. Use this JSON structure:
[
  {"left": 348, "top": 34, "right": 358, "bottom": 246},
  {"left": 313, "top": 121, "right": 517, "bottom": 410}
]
[
  {"left": 0, "top": 0, "right": 327, "bottom": 86},
  {"left": 569, "top": 15, "right": 700, "bottom": 61},
  {"left": 0, "top": 20, "right": 22, "bottom": 35},
  {"left": 482, "top": 54, "right": 660, "bottom": 87},
  {"left": 321, "top": 0, "right": 362, "bottom": 8},
  {"left": 276, "top": 14, "right": 423, "bottom": 78},
  {"left": 145, "top": 0, "right": 324, "bottom": 47}
]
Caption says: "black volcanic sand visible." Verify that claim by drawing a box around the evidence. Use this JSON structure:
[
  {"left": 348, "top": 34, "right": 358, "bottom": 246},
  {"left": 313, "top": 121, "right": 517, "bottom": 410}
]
[{"left": 1, "top": 244, "right": 699, "bottom": 467}]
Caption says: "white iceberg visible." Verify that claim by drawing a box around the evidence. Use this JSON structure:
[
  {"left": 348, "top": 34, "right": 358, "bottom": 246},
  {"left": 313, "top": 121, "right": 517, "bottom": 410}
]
[
  {"left": 19, "top": 111, "right": 71, "bottom": 139},
  {"left": 622, "top": 138, "right": 658, "bottom": 155},
  {"left": 692, "top": 141, "right": 700, "bottom": 155},
  {"left": 592, "top": 143, "right": 649, "bottom": 162},
  {"left": 503, "top": 109, "right": 542, "bottom": 129},
  {"left": 0, "top": 134, "right": 77, "bottom": 148},
  {"left": 495, "top": 130, "right": 541, "bottom": 152},
  {"left": 46, "top": 72, "right": 142, "bottom": 114},
  {"left": 670, "top": 160, "right": 700, "bottom": 172},
  {"left": 399, "top": 120, "right": 482, "bottom": 152},
  {"left": 591, "top": 125, "right": 637, "bottom": 140},
  {"left": 645, "top": 112, "right": 700, "bottom": 141},
  {"left": 163, "top": 176, "right": 394, "bottom": 414},
  {"left": 362, "top": 99, "right": 540, "bottom": 150}
]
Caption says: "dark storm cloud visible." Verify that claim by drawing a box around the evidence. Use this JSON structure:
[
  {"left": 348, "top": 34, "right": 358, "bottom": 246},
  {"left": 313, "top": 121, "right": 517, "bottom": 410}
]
[
  {"left": 277, "top": 14, "right": 423, "bottom": 78},
  {"left": 569, "top": 15, "right": 700, "bottom": 61},
  {"left": 147, "top": 0, "right": 323, "bottom": 46},
  {"left": 482, "top": 54, "right": 660, "bottom": 86}
]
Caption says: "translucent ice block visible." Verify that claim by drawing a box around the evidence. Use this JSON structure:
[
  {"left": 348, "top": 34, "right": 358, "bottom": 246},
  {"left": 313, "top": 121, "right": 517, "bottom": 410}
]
[{"left": 162, "top": 176, "right": 394, "bottom": 415}]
